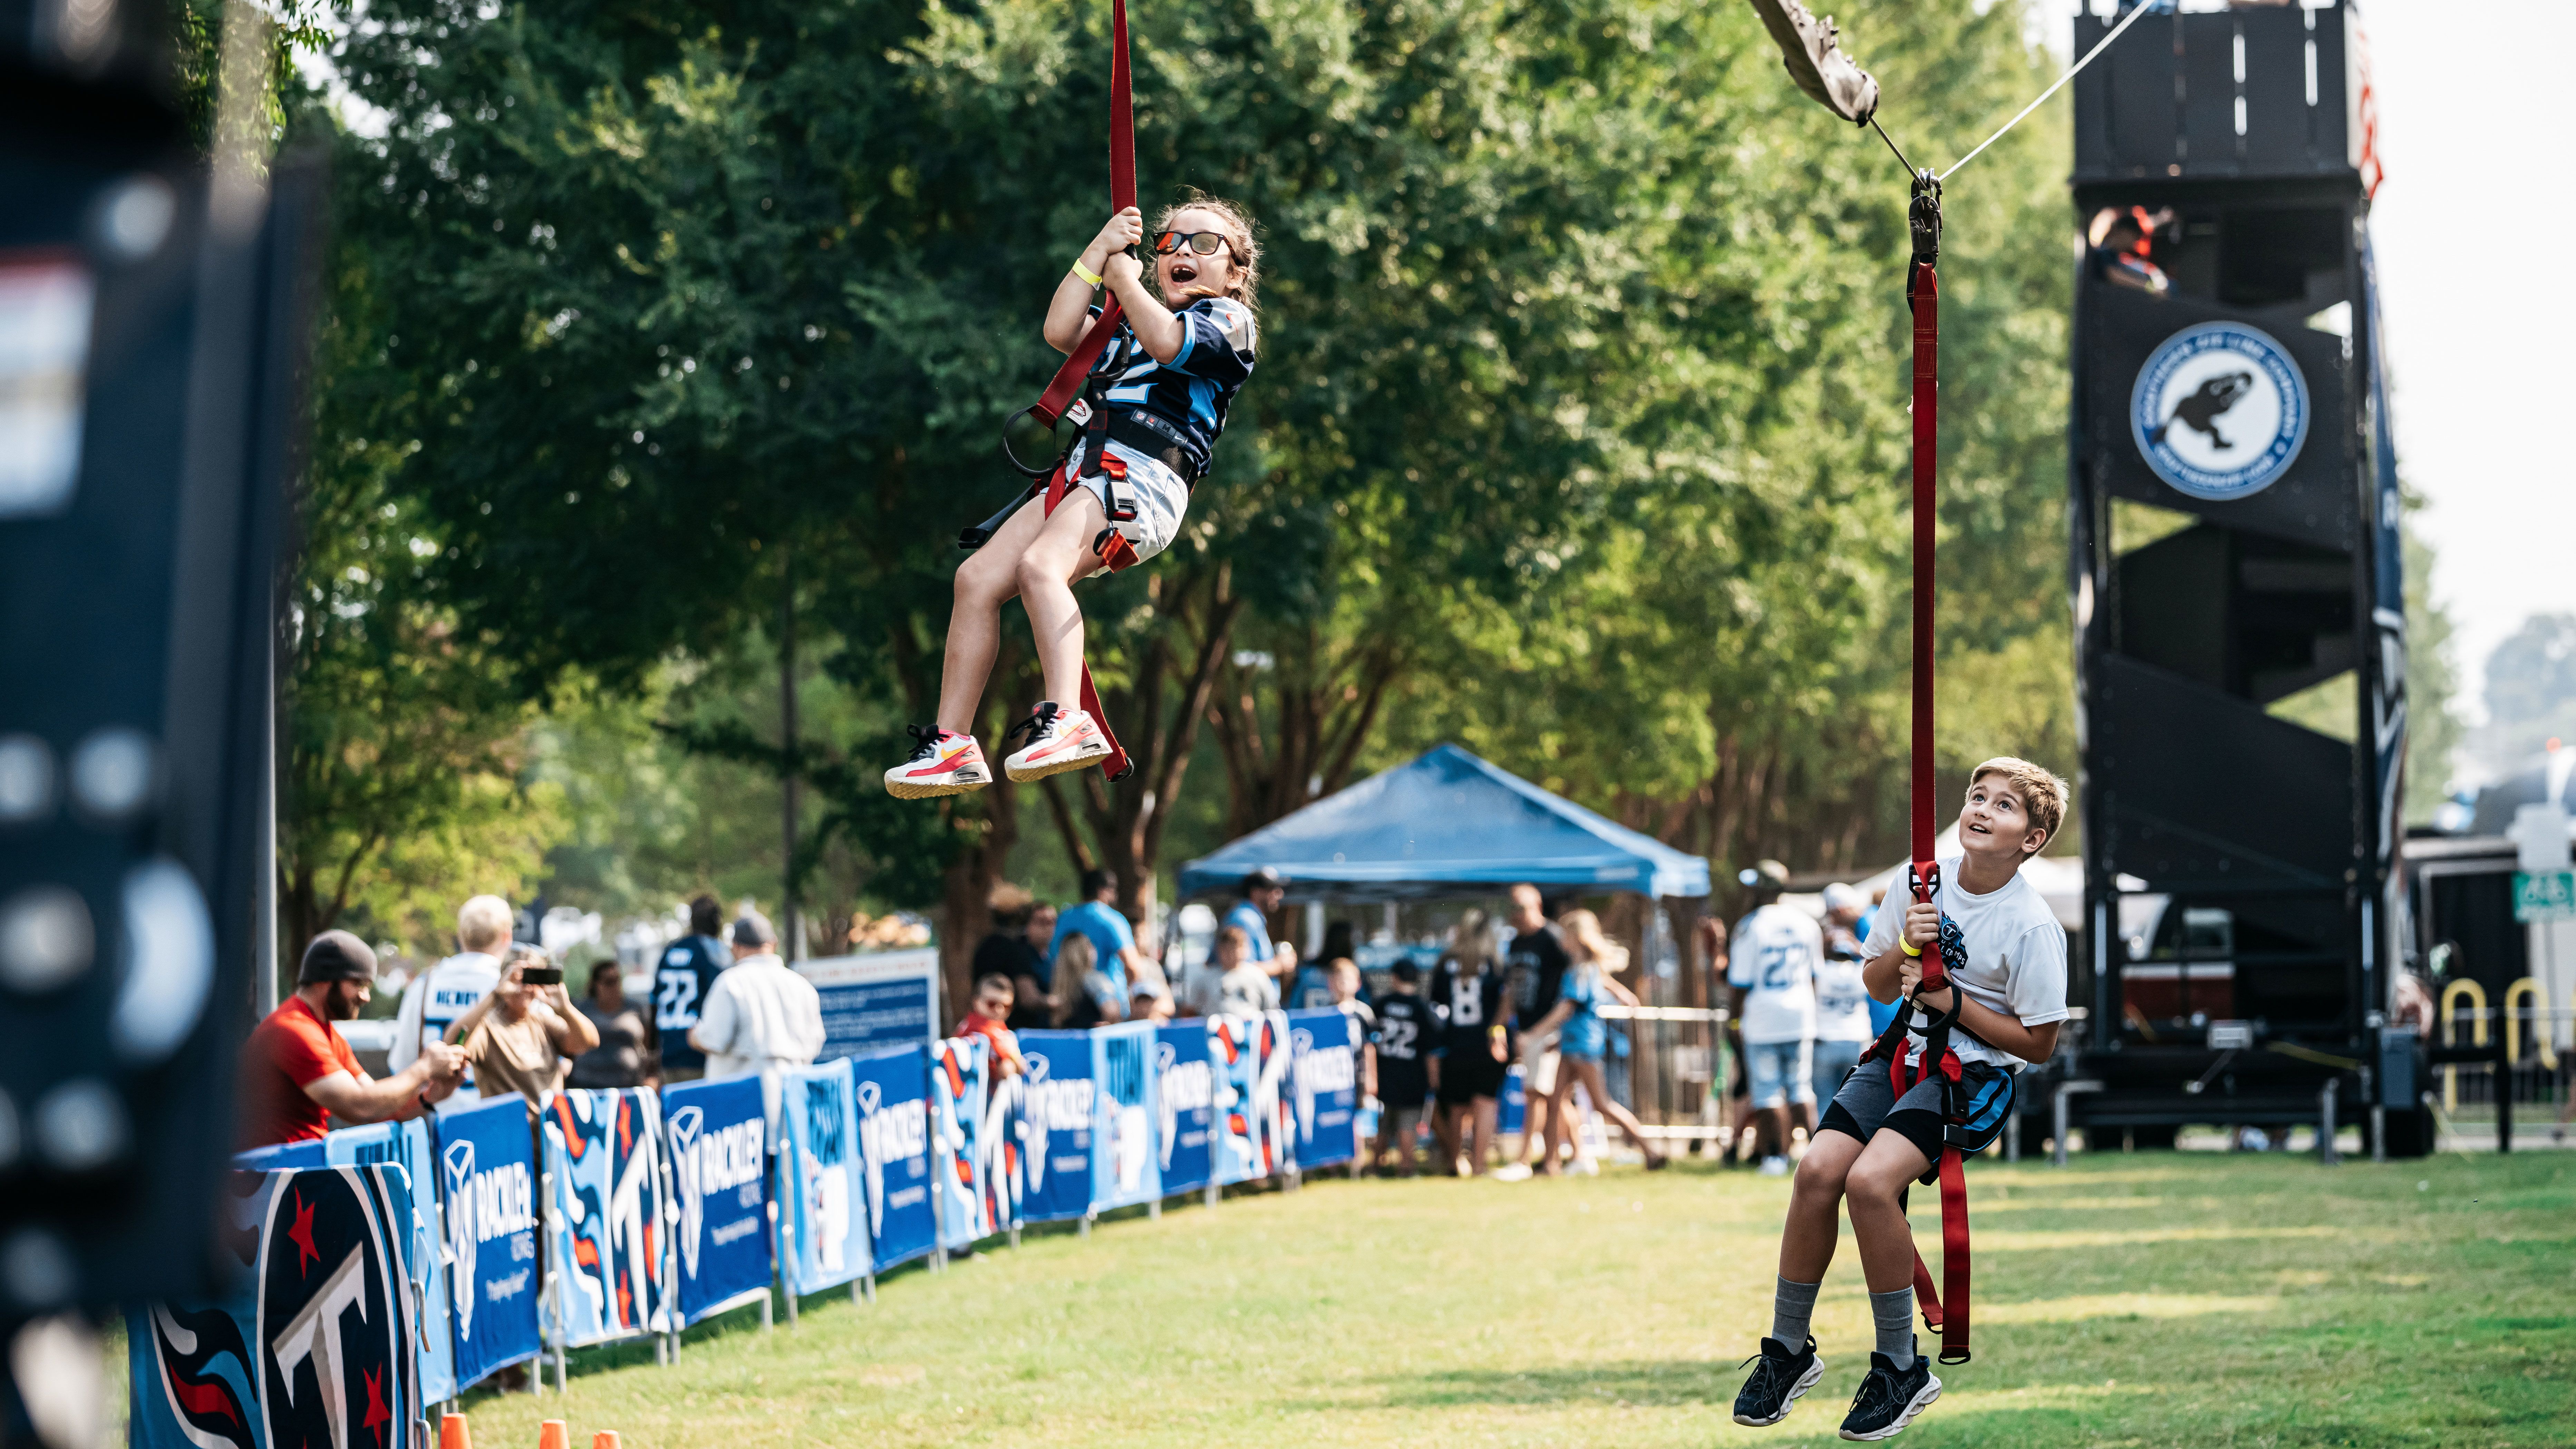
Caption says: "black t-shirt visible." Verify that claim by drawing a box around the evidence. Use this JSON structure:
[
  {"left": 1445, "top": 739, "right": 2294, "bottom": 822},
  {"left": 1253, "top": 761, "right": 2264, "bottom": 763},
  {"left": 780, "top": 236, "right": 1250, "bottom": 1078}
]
[
  {"left": 1506, "top": 925, "right": 1570, "bottom": 1030},
  {"left": 1370, "top": 993, "right": 1434, "bottom": 1104},
  {"left": 974, "top": 931, "right": 1053, "bottom": 1030},
  {"left": 651, "top": 935, "right": 729, "bottom": 1072},
  {"left": 1428, "top": 959, "right": 1509, "bottom": 1053}
]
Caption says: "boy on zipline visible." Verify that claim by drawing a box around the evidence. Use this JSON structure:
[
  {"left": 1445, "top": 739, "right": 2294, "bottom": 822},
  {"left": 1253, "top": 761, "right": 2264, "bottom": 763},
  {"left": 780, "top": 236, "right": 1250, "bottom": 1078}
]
[
  {"left": 886, "top": 197, "right": 1261, "bottom": 798},
  {"left": 1732, "top": 757, "right": 2069, "bottom": 1442}
]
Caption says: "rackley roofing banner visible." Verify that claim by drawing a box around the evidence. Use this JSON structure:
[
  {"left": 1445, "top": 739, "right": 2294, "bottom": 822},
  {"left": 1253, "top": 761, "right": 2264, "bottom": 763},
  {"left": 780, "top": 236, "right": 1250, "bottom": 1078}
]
[
  {"left": 1154, "top": 1022, "right": 1218, "bottom": 1196},
  {"left": 663, "top": 1075, "right": 772, "bottom": 1325},
  {"left": 1016, "top": 1032, "right": 1097, "bottom": 1224},
  {"left": 851, "top": 1044, "right": 939, "bottom": 1270},
  {"left": 776, "top": 1060, "right": 869, "bottom": 1298},
  {"left": 1287, "top": 1010, "right": 1363, "bottom": 1172},
  {"left": 435, "top": 1097, "right": 544, "bottom": 1388}
]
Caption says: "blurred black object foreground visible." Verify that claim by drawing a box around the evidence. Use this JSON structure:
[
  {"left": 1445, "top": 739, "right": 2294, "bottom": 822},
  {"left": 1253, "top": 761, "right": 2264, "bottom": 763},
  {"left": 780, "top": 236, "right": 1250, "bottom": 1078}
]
[{"left": 1, "top": 1, "right": 326, "bottom": 1443}]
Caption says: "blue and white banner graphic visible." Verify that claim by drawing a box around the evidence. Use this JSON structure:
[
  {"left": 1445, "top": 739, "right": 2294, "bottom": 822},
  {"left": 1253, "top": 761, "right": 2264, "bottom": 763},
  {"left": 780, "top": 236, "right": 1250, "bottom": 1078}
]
[
  {"left": 1090, "top": 1022, "right": 1161, "bottom": 1211},
  {"left": 541, "top": 1090, "right": 673, "bottom": 1346},
  {"left": 1153, "top": 1023, "right": 1217, "bottom": 1195},
  {"left": 928, "top": 1037, "right": 990, "bottom": 1248},
  {"left": 798, "top": 948, "right": 941, "bottom": 1061},
  {"left": 255, "top": 1168, "right": 418, "bottom": 1449},
  {"left": 1016, "top": 1032, "right": 1095, "bottom": 1224},
  {"left": 323, "top": 1120, "right": 454, "bottom": 1401},
  {"left": 434, "top": 1098, "right": 543, "bottom": 1388},
  {"left": 1208, "top": 1015, "right": 1259, "bottom": 1186},
  {"left": 128, "top": 1172, "right": 274, "bottom": 1449},
  {"left": 851, "top": 1045, "right": 938, "bottom": 1270},
  {"left": 662, "top": 1075, "right": 771, "bottom": 1324},
  {"left": 1286, "top": 1010, "right": 1362, "bottom": 1170},
  {"left": 776, "top": 1060, "right": 869, "bottom": 1296}
]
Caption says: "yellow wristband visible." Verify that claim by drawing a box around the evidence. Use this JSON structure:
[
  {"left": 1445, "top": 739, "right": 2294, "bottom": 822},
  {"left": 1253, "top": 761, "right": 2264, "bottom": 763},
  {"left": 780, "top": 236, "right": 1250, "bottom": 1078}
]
[
  {"left": 1070, "top": 259, "right": 1103, "bottom": 287},
  {"left": 1900, "top": 937, "right": 1922, "bottom": 958}
]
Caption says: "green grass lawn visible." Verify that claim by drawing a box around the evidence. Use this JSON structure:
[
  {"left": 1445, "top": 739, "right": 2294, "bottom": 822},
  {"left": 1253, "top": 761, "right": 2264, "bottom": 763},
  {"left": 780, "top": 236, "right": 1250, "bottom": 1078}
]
[{"left": 436, "top": 1151, "right": 2570, "bottom": 1448}]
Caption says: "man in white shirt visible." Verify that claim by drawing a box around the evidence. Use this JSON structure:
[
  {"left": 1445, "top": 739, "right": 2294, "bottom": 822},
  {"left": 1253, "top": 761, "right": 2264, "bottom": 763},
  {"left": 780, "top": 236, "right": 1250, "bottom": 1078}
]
[
  {"left": 1726, "top": 860, "right": 1822, "bottom": 1177},
  {"left": 389, "top": 894, "right": 514, "bottom": 1111},
  {"left": 1810, "top": 882, "right": 1877, "bottom": 1115},
  {"left": 688, "top": 911, "right": 826, "bottom": 1141}
]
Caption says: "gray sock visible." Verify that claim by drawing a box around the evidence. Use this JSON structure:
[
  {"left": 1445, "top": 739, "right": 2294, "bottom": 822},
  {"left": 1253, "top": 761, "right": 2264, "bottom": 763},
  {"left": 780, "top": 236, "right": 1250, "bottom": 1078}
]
[
  {"left": 1770, "top": 1276, "right": 1821, "bottom": 1347},
  {"left": 1870, "top": 1288, "right": 1917, "bottom": 1370}
]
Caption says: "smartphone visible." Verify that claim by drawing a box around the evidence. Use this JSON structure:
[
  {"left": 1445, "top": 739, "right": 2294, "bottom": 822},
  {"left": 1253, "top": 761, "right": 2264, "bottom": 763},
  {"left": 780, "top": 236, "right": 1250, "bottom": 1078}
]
[{"left": 520, "top": 966, "right": 564, "bottom": 986}]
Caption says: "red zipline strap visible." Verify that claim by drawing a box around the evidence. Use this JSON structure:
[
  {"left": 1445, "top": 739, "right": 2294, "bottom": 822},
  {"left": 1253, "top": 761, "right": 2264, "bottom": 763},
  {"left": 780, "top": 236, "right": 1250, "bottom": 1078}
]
[{"left": 1030, "top": 0, "right": 1139, "bottom": 428}]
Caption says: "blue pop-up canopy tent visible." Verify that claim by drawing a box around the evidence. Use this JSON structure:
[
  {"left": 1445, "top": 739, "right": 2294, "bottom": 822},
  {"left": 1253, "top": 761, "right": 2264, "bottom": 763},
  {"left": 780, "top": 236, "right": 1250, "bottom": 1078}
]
[{"left": 1177, "top": 744, "right": 1710, "bottom": 902}]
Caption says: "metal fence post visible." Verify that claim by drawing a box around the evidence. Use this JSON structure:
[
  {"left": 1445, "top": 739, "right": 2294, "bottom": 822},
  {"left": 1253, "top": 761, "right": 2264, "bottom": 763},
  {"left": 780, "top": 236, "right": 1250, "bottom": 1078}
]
[{"left": 2317, "top": 1080, "right": 2340, "bottom": 1166}]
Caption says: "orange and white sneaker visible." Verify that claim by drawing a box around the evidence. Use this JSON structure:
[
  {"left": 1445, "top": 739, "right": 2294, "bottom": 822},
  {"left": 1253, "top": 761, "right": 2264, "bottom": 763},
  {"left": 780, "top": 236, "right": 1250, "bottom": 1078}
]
[
  {"left": 1002, "top": 701, "right": 1112, "bottom": 782},
  {"left": 884, "top": 726, "right": 991, "bottom": 799}
]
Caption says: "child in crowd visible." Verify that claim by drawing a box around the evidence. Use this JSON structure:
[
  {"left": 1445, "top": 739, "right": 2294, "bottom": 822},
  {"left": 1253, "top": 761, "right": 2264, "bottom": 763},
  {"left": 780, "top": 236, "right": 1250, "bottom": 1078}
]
[
  {"left": 1520, "top": 911, "right": 1666, "bottom": 1173},
  {"left": 885, "top": 197, "right": 1263, "bottom": 798},
  {"left": 1368, "top": 960, "right": 1434, "bottom": 1177},
  {"left": 1429, "top": 910, "right": 1510, "bottom": 1176},
  {"left": 1733, "top": 759, "right": 2069, "bottom": 1442},
  {"left": 958, "top": 973, "right": 1025, "bottom": 1080},
  {"left": 1211, "top": 926, "right": 1278, "bottom": 1017},
  {"left": 1051, "top": 933, "right": 1122, "bottom": 1029}
]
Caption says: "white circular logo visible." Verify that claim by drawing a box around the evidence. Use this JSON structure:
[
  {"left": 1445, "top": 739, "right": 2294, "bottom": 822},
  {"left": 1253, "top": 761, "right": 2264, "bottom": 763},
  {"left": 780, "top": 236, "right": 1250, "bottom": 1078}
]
[{"left": 2129, "top": 321, "right": 2309, "bottom": 501}]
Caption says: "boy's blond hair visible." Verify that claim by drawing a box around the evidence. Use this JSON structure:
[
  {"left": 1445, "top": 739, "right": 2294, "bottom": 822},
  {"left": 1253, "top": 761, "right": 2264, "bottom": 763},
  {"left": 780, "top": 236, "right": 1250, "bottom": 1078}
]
[{"left": 1969, "top": 757, "right": 2069, "bottom": 857}]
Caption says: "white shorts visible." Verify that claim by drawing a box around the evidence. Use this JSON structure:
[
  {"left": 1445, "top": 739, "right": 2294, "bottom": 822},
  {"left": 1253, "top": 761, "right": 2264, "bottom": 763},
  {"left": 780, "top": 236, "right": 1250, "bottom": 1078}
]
[
  {"left": 1062, "top": 438, "right": 1189, "bottom": 566},
  {"left": 1518, "top": 1028, "right": 1560, "bottom": 1096}
]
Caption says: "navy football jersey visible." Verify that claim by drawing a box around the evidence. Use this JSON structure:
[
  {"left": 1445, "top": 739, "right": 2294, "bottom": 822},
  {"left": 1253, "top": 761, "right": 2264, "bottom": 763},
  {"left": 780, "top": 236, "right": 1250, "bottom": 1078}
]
[
  {"left": 1082, "top": 296, "right": 1257, "bottom": 471},
  {"left": 1370, "top": 993, "right": 1434, "bottom": 1105}
]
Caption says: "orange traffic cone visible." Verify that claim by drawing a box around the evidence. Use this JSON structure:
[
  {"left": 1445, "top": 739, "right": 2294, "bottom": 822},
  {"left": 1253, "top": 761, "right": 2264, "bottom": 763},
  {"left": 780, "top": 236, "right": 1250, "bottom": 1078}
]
[
  {"left": 593, "top": 1434, "right": 620, "bottom": 1449},
  {"left": 537, "top": 1422, "right": 569, "bottom": 1449},
  {"left": 438, "top": 1417, "right": 471, "bottom": 1449}
]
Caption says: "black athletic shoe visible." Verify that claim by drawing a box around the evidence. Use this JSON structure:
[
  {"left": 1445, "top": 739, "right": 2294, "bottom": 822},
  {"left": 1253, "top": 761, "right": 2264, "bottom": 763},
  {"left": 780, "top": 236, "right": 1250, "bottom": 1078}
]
[
  {"left": 1732, "top": 1336, "right": 1824, "bottom": 1427},
  {"left": 1837, "top": 1346, "right": 1941, "bottom": 1441}
]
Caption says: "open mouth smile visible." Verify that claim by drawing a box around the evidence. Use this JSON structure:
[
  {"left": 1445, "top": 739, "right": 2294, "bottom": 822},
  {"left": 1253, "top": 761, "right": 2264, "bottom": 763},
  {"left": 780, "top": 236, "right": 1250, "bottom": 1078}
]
[{"left": 1169, "top": 260, "right": 1200, "bottom": 288}]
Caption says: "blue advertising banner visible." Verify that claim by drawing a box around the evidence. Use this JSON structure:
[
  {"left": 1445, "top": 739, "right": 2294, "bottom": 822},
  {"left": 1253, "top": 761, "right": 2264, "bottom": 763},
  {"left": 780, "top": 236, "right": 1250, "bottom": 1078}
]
[
  {"left": 324, "top": 1120, "right": 454, "bottom": 1402},
  {"left": 231, "top": 1140, "right": 325, "bottom": 1172},
  {"left": 128, "top": 1172, "right": 274, "bottom": 1449},
  {"left": 1090, "top": 1022, "right": 1162, "bottom": 1211},
  {"left": 663, "top": 1075, "right": 772, "bottom": 1324},
  {"left": 254, "top": 1168, "right": 418, "bottom": 1449},
  {"left": 851, "top": 1045, "right": 938, "bottom": 1270},
  {"left": 928, "top": 1037, "right": 990, "bottom": 1248},
  {"left": 981, "top": 1068, "right": 1023, "bottom": 1236},
  {"left": 541, "top": 1089, "right": 673, "bottom": 1346},
  {"left": 1015, "top": 1032, "right": 1095, "bottom": 1224},
  {"left": 436, "top": 1097, "right": 543, "bottom": 1389},
  {"left": 1153, "top": 1023, "right": 1217, "bottom": 1196},
  {"left": 1287, "top": 1010, "right": 1362, "bottom": 1170},
  {"left": 776, "top": 1060, "right": 869, "bottom": 1296},
  {"left": 798, "top": 949, "right": 941, "bottom": 1061},
  {"left": 1499, "top": 1065, "right": 1528, "bottom": 1138}
]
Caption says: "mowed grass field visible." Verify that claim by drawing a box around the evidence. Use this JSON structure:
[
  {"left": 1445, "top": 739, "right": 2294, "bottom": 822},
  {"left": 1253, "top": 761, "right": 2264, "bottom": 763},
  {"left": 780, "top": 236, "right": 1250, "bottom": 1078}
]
[{"left": 439, "top": 1151, "right": 2568, "bottom": 1448}]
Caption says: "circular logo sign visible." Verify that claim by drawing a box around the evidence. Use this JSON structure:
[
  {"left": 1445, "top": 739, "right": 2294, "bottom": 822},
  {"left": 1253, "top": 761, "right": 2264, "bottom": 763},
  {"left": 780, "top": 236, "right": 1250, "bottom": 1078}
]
[{"left": 2129, "top": 321, "right": 2309, "bottom": 501}]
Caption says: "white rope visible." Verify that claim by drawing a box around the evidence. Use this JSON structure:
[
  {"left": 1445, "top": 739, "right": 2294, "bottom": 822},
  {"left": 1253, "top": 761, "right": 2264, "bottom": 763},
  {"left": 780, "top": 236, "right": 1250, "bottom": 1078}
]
[{"left": 1940, "top": 0, "right": 2165, "bottom": 182}]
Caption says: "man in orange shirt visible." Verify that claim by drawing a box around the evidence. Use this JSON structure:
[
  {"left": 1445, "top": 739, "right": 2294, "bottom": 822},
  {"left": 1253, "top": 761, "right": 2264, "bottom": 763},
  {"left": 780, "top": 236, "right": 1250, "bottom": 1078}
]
[{"left": 238, "top": 930, "right": 466, "bottom": 1149}]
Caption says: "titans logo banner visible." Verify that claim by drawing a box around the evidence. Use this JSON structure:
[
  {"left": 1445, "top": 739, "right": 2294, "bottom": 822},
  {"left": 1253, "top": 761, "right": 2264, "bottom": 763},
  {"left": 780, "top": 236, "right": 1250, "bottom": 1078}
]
[
  {"left": 928, "top": 1037, "right": 990, "bottom": 1249},
  {"left": 775, "top": 1060, "right": 869, "bottom": 1296},
  {"left": 129, "top": 1172, "right": 275, "bottom": 1449},
  {"left": 1090, "top": 1022, "right": 1162, "bottom": 1211},
  {"left": 850, "top": 1045, "right": 938, "bottom": 1270},
  {"left": 663, "top": 1075, "right": 772, "bottom": 1325},
  {"left": 1152, "top": 1023, "right": 1217, "bottom": 1195},
  {"left": 433, "top": 1098, "right": 542, "bottom": 1389},
  {"left": 322, "top": 1121, "right": 453, "bottom": 1402},
  {"left": 979, "top": 1054, "right": 1024, "bottom": 1236},
  {"left": 1209, "top": 1012, "right": 1295, "bottom": 1185},
  {"left": 541, "top": 1090, "right": 672, "bottom": 1346},
  {"left": 1286, "top": 1010, "right": 1362, "bottom": 1171},
  {"left": 256, "top": 1168, "right": 416, "bottom": 1449},
  {"left": 1014, "top": 1032, "right": 1095, "bottom": 1224}
]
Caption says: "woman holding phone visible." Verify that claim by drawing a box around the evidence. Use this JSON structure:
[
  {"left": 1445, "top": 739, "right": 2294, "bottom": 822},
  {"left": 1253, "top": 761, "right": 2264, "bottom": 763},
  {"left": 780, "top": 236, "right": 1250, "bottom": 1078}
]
[{"left": 445, "top": 943, "right": 601, "bottom": 1110}]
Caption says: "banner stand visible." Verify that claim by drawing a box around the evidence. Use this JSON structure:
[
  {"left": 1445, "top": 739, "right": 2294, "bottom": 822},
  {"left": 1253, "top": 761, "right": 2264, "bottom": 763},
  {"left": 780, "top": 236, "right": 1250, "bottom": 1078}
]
[{"left": 777, "top": 1208, "right": 800, "bottom": 1325}]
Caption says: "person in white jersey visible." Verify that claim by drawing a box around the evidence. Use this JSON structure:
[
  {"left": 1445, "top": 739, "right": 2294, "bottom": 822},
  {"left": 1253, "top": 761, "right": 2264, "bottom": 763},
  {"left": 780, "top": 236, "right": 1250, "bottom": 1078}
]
[
  {"left": 1809, "top": 882, "right": 1876, "bottom": 1111},
  {"left": 1727, "top": 859, "right": 1821, "bottom": 1177},
  {"left": 389, "top": 893, "right": 513, "bottom": 1111},
  {"left": 689, "top": 910, "right": 826, "bottom": 1142}
]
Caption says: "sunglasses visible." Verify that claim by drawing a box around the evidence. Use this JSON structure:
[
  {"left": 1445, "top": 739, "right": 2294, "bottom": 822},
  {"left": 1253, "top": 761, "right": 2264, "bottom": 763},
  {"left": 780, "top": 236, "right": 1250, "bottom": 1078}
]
[{"left": 1151, "top": 229, "right": 1234, "bottom": 258}]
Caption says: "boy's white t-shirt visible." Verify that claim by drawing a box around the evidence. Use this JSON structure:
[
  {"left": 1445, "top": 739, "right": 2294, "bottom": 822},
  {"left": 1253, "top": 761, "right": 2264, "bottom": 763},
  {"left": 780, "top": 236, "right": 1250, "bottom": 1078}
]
[
  {"left": 1811, "top": 953, "right": 1876, "bottom": 1044},
  {"left": 1728, "top": 904, "right": 1821, "bottom": 1046},
  {"left": 1862, "top": 853, "right": 2069, "bottom": 1071}
]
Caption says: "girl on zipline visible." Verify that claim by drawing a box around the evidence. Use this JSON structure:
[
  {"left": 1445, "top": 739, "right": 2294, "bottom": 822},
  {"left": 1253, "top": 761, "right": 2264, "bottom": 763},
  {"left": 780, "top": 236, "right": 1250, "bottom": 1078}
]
[{"left": 885, "top": 196, "right": 1261, "bottom": 799}]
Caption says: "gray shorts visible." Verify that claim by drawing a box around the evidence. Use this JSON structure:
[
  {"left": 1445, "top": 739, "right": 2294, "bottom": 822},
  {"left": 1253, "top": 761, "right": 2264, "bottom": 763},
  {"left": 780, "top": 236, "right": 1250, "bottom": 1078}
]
[{"left": 1818, "top": 1055, "right": 2016, "bottom": 1169}]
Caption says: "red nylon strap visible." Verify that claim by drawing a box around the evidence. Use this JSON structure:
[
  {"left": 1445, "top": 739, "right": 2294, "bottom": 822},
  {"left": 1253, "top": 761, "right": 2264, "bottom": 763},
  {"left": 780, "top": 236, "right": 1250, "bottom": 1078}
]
[
  {"left": 1031, "top": 0, "right": 1140, "bottom": 428},
  {"left": 1936, "top": 1143, "right": 1971, "bottom": 1361},
  {"left": 1041, "top": 463, "right": 1134, "bottom": 780},
  {"left": 1908, "top": 258, "right": 1945, "bottom": 994}
]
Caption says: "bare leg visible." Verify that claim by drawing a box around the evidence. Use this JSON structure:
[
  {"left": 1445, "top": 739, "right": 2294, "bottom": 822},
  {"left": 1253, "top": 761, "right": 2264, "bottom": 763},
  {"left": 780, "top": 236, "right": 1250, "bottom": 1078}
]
[
  {"left": 1763, "top": 1104, "right": 1793, "bottom": 1159},
  {"left": 1538, "top": 1075, "right": 1577, "bottom": 1175},
  {"left": 1518, "top": 1080, "right": 1552, "bottom": 1165},
  {"left": 1843, "top": 1130, "right": 1936, "bottom": 1292},
  {"left": 1567, "top": 1058, "right": 1663, "bottom": 1162},
  {"left": 934, "top": 495, "right": 1060, "bottom": 732},
  {"left": 1469, "top": 1098, "right": 1500, "bottom": 1173},
  {"left": 1434, "top": 1102, "right": 1462, "bottom": 1173},
  {"left": 1779, "top": 1128, "right": 1865, "bottom": 1283},
  {"left": 1013, "top": 489, "right": 1112, "bottom": 706}
]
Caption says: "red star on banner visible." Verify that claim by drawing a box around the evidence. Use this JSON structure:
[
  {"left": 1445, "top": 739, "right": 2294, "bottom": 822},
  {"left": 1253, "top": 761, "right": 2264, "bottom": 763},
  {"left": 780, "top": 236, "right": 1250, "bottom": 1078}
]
[
  {"left": 360, "top": 1366, "right": 390, "bottom": 1449},
  {"left": 285, "top": 1193, "right": 320, "bottom": 1275}
]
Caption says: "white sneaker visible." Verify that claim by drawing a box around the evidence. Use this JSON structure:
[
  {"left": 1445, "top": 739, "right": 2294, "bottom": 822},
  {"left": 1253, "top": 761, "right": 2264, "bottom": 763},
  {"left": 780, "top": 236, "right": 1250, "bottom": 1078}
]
[
  {"left": 1490, "top": 1162, "right": 1534, "bottom": 1182},
  {"left": 884, "top": 727, "right": 990, "bottom": 799},
  {"left": 1002, "top": 702, "right": 1112, "bottom": 782},
  {"left": 1759, "top": 1155, "right": 1791, "bottom": 1177}
]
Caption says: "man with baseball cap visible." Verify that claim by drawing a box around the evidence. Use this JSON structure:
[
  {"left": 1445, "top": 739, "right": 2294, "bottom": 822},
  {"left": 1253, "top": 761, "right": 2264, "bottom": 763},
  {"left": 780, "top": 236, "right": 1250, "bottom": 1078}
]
[
  {"left": 237, "top": 930, "right": 466, "bottom": 1148},
  {"left": 689, "top": 910, "right": 825, "bottom": 1140}
]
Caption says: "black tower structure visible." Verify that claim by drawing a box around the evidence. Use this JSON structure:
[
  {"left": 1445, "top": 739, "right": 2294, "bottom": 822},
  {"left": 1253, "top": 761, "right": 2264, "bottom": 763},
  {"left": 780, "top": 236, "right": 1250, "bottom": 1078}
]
[{"left": 2066, "top": 0, "right": 2409, "bottom": 1142}]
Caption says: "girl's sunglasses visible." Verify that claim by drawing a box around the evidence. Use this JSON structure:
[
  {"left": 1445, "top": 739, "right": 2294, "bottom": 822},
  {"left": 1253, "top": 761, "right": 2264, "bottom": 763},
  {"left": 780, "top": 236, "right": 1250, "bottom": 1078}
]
[{"left": 1152, "top": 229, "right": 1233, "bottom": 258}]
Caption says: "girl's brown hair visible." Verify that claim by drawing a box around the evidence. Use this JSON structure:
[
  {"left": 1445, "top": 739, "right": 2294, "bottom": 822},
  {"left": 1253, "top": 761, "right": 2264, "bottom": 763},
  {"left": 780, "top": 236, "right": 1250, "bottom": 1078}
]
[{"left": 1152, "top": 191, "right": 1261, "bottom": 314}]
